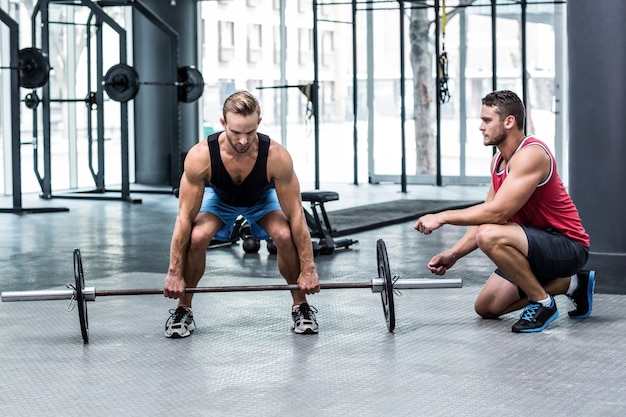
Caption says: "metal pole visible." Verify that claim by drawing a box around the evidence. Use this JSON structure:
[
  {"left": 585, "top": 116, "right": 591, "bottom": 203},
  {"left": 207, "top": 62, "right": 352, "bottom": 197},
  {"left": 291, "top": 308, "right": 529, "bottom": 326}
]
[
  {"left": 0, "top": 8, "right": 21, "bottom": 209},
  {"left": 366, "top": 4, "right": 374, "bottom": 183},
  {"left": 398, "top": 0, "right": 407, "bottom": 193},
  {"left": 279, "top": 0, "right": 287, "bottom": 147},
  {"left": 312, "top": 0, "right": 320, "bottom": 190},
  {"left": 86, "top": 12, "right": 97, "bottom": 185},
  {"left": 66, "top": 8, "right": 78, "bottom": 190},
  {"left": 459, "top": 9, "right": 467, "bottom": 180},
  {"left": 553, "top": 0, "right": 567, "bottom": 181},
  {"left": 520, "top": 0, "right": 528, "bottom": 132},
  {"left": 435, "top": 0, "right": 442, "bottom": 187},
  {"left": 352, "top": 0, "right": 358, "bottom": 185},
  {"left": 491, "top": 0, "right": 497, "bottom": 91},
  {"left": 41, "top": 0, "right": 52, "bottom": 199},
  {"left": 96, "top": 15, "right": 106, "bottom": 191}
]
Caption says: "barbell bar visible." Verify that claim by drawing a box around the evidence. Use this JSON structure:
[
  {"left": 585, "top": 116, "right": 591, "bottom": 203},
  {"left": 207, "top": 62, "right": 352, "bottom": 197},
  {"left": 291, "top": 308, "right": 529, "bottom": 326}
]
[
  {"left": 1, "top": 239, "right": 462, "bottom": 343},
  {"left": 23, "top": 91, "right": 98, "bottom": 110},
  {"left": 102, "top": 63, "right": 205, "bottom": 103},
  {"left": 2, "top": 279, "right": 458, "bottom": 300},
  {"left": 0, "top": 47, "right": 51, "bottom": 89}
]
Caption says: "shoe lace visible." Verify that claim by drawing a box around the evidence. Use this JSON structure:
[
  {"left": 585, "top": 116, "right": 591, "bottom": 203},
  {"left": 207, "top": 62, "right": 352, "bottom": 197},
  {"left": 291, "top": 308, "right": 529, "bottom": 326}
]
[
  {"left": 168, "top": 307, "right": 190, "bottom": 324},
  {"left": 520, "top": 303, "right": 540, "bottom": 322},
  {"left": 296, "top": 304, "right": 318, "bottom": 321}
]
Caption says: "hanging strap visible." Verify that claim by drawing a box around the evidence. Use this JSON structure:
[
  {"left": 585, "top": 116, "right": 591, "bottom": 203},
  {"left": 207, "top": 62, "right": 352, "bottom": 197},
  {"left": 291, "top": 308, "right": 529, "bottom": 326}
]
[{"left": 438, "top": 0, "right": 451, "bottom": 104}]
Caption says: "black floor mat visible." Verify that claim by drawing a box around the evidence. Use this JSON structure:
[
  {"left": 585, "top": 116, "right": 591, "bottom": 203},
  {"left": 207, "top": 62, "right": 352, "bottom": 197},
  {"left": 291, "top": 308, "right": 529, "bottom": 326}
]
[{"left": 327, "top": 199, "right": 481, "bottom": 236}]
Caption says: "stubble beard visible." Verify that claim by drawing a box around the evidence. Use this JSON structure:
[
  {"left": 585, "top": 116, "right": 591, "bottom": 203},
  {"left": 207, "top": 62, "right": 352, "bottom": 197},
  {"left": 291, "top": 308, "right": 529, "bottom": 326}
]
[
  {"left": 484, "top": 129, "right": 506, "bottom": 147},
  {"left": 226, "top": 132, "right": 255, "bottom": 154}
]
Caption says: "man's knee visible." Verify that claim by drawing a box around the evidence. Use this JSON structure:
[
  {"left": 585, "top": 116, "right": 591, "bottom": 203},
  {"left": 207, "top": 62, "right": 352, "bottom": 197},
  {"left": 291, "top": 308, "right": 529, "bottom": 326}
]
[
  {"left": 475, "top": 273, "right": 525, "bottom": 319},
  {"left": 474, "top": 298, "right": 500, "bottom": 319},
  {"left": 269, "top": 225, "right": 293, "bottom": 249},
  {"left": 476, "top": 223, "right": 528, "bottom": 258},
  {"left": 475, "top": 224, "right": 500, "bottom": 253},
  {"left": 189, "top": 224, "right": 216, "bottom": 251}
]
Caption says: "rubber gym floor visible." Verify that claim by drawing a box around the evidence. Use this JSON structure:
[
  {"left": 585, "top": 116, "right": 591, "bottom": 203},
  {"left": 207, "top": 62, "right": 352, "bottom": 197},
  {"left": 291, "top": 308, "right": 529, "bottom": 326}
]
[{"left": 1, "top": 183, "right": 624, "bottom": 417}]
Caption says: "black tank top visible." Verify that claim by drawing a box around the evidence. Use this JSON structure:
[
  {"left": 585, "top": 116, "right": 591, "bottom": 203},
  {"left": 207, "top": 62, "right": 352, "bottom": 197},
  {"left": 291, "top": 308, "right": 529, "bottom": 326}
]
[{"left": 207, "top": 131, "right": 274, "bottom": 207}]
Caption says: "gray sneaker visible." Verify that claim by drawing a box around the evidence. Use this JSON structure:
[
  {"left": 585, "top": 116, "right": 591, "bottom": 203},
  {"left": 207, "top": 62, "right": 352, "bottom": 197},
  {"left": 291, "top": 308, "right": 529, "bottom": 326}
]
[
  {"left": 291, "top": 303, "right": 319, "bottom": 334},
  {"left": 165, "top": 306, "right": 196, "bottom": 338}
]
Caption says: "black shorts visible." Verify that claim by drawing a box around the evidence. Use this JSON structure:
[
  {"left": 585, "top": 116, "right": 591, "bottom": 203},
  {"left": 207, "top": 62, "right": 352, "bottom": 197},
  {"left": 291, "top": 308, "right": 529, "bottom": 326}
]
[{"left": 495, "top": 225, "right": 589, "bottom": 295}]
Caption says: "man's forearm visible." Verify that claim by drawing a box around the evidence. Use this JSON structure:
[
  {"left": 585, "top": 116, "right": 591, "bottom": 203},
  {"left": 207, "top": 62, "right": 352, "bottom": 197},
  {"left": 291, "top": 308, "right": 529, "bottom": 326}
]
[
  {"left": 449, "top": 225, "right": 479, "bottom": 259},
  {"left": 292, "top": 214, "right": 316, "bottom": 271},
  {"left": 167, "top": 217, "right": 192, "bottom": 275}
]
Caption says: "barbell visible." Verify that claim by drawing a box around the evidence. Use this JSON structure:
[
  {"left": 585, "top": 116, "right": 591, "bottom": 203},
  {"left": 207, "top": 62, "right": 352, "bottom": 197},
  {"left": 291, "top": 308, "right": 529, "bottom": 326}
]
[
  {"left": 1, "top": 239, "right": 462, "bottom": 344},
  {"left": 23, "top": 91, "right": 98, "bottom": 110},
  {"left": 3, "top": 51, "right": 203, "bottom": 103},
  {"left": 0, "top": 47, "right": 50, "bottom": 89},
  {"left": 102, "top": 63, "right": 205, "bottom": 103}
]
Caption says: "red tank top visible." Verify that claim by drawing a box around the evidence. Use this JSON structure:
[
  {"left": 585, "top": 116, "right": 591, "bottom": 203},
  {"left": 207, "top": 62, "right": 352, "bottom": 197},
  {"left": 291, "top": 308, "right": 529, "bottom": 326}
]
[{"left": 492, "top": 136, "right": 590, "bottom": 247}]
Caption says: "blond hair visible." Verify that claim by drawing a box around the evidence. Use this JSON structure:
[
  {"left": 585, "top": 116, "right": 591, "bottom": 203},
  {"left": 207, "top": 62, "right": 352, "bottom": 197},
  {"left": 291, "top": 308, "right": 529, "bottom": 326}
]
[{"left": 222, "top": 91, "right": 261, "bottom": 121}]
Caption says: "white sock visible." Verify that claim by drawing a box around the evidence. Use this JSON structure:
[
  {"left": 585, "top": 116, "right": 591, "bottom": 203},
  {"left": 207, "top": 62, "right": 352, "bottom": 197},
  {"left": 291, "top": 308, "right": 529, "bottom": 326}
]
[
  {"left": 567, "top": 274, "right": 579, "bottom": 296},
  {"left": 536, "top": 295, "right": 553, "bottom": 307}
]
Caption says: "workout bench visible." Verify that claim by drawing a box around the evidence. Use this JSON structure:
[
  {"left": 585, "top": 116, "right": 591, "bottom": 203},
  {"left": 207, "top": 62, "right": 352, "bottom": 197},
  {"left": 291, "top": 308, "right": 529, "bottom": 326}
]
[
  {"left": 207, "top": 191, "right": 358, "bottom": 256},
  {"left": 301, "top": 191, "right": 358, "bottom": 255}
]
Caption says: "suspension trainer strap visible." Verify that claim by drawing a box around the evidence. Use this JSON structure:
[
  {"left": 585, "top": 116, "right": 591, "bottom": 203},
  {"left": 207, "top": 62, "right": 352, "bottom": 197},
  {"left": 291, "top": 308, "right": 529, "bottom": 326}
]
[{"left": 439, "top": 0, "right": 451, "bottom": 104}]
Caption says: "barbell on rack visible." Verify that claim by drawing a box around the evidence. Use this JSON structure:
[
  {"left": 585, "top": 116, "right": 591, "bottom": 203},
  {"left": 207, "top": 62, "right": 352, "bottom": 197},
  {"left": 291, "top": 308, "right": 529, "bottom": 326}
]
[
  {"left": 1, "top": 239, "right": 462, "bottom": 344},
  {"left": 0, "top": 47, "right": 50, "bottom": 89},
  {"left": 102, "top": 63, "right": 205, "bottom": 103},
  {"left": 3, "top": 52, "right": 203, "bottom": 103},
  {"left": 23, "top": 91, "right": 98, "bottom": 110}
]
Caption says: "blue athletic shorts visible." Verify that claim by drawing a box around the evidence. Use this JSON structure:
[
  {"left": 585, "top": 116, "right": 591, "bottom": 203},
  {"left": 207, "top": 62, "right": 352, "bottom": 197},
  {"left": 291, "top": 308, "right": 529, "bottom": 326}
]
[
  {"left": 495, "top": 224, "right": 589, "bottom": 296},
  {"left": 200, "top": 187, "right": 282, "bottom": 241}
]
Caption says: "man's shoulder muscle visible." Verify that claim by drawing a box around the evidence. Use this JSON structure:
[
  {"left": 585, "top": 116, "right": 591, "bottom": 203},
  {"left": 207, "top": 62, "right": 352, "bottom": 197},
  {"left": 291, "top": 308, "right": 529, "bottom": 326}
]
[{"left": 184, "top": 140, "right": 211, "bottom": 182}]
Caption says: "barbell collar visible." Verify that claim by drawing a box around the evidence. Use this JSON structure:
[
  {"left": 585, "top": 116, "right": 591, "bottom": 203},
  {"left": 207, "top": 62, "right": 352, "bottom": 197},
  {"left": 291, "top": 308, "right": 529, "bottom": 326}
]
[{"left": 84, "top": 287, "right": 96, "bottom": 301}]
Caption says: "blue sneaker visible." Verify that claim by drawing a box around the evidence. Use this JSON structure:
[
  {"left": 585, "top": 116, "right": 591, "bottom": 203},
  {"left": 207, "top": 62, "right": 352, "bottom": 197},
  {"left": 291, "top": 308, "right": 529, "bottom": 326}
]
[
  {"left": 568, "top": 270, "right": 596, "bottom": 319},
  {"left": 512, "top": 296, "right": 559, "bottom": 333}
]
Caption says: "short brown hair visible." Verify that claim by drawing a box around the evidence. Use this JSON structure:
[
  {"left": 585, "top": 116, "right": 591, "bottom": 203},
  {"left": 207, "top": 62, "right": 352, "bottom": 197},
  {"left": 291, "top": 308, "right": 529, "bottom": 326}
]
[
  {"left": 222, "top": 91, "right": 261, "bottom": 121},
  {"left": 482, "top": 90, "right": 525, "bottom": 131}
]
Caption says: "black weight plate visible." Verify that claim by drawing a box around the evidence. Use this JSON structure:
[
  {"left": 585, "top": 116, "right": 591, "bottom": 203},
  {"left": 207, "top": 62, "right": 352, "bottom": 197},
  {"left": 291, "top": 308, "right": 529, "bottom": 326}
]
[
  {"left": 18, "top": 47, "right": 50, "bottom": 89},
  {"left": 377, "top": 239, "right": 395, "bottom": 332},
  {"left": 103, "top": 63, "right": 140, "bottom": 103},
  {"left": 177, "top": 66, "right": 204, "bottom": 103},
  {"left": 73, "top": 249, "right": 89, "bottom": 344}
]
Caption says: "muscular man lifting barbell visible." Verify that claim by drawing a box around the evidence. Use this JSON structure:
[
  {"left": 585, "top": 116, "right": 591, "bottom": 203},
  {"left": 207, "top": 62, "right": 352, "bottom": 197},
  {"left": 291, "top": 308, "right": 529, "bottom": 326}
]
[{"left": 163, "top": 90, "right": 321, "bottom": 337}]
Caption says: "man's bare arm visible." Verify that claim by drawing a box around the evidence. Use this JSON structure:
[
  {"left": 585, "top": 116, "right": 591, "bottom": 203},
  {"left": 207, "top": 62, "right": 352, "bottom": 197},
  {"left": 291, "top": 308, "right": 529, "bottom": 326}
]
[
  {"left": 164, "top": 143, "right": 210, "bottom": 298},
  {"left": 269, "top": 142, "right": 319, "bottom": 292},
  {"left": 415, "top": 146, "right": 550, "bottom": 233}
]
